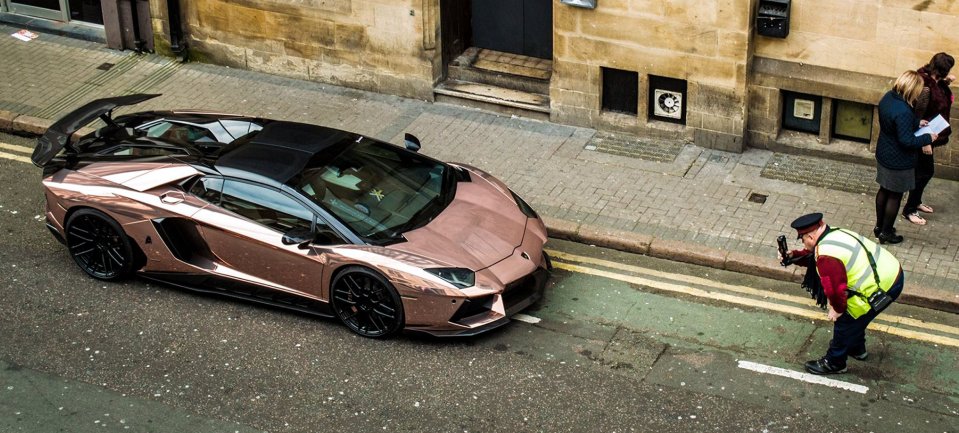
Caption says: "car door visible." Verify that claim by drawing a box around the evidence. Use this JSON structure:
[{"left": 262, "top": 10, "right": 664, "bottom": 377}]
[{"left": 189, "top": 178, "right": 345, "bottom": 299}]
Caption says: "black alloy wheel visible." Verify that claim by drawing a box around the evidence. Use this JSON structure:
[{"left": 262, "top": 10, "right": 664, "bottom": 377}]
[
  {"left": 331, "top": 266, "right": 404, "bottom": 338},
  {"left": 65, "top": 208, "right": 135, "bottom": 281}
]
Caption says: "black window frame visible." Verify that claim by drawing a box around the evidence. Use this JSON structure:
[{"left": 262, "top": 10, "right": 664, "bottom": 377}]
[
  {"left": 601, "top": 67, "right": 639, "bottom": 115},
  {"left": 831, "top": 99, "right": 874, "bottom": 143},
  {"left": 647, "top": 75, "right": 688, "bottom": 125},
  {"left": 781, "top": 90, "right": 822, "bottom": 135}
]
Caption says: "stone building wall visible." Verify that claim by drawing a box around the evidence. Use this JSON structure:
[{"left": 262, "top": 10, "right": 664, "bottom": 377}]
[
  {"left": 551, "top": 0, "right": 754, "bottom": 152},
  {"left": 146, "top": 0, "right": 959, "bottom": 177},
  {"left": 748, "top": 0, "right": 959, "bottom": 177},
  {"left": 151, "top": 0, "right": 439, "bottom": 100}
]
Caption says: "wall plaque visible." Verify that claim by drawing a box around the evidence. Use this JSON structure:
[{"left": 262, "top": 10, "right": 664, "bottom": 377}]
[{"left": 793, "top": 99, "right": 815, "bottom": 120}]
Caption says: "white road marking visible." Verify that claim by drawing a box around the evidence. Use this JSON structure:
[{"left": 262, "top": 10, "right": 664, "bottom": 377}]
[
  {"left": 737, "top": 360, "right": 869, "bottom": 394},
  {"left": 512, "top": 314, "right": 541, "bottom": 324}
]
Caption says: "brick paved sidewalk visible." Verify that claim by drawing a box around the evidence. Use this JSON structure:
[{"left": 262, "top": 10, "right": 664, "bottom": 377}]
[{"left": 2, "top": 24, "right": 957, "bottom": 312}]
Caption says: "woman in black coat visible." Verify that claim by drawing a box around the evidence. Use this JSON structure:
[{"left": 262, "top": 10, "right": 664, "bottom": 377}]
[
  {"left": 874, "top": 70, "right": 936, "bottom": 244},
  {"left": 902, "top": 52, "right": 955, "bottom": 225}
]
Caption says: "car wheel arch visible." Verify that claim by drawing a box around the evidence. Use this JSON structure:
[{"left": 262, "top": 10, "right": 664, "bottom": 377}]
[
  {"left": 63, "top": 205, "right": 147, "bottom": 273},
  {"left": 328, "top": 264, "right": 406, "bottom": 338}
]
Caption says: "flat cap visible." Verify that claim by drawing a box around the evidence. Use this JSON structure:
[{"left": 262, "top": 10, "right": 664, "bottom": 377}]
[{"left": 790, "top": 212, "right": 824, "bottom": 239}]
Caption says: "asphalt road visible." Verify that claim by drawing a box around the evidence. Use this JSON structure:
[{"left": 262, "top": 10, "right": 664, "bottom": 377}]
[{"left": 1, "top": 131, "right": 957, "bottom": 433}]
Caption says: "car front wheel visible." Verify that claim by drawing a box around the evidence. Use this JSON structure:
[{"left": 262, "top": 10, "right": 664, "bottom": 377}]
[
  {"left": 65, "top": 208, "right": 135, "bottom": 281},
  {"left": 331, "top": 266, "right": 404, "bottom": 338}
]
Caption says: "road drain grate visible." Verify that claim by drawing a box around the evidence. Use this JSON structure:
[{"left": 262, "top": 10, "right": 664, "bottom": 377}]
[{"left": 748, "top": 192, "right": 767, "bottom": 204}]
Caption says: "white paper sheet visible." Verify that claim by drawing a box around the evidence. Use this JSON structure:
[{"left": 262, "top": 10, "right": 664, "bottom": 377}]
[
  {"left": 915, "top": 114, "right": 949, "bottom": 137},
  {"left": 10, "top": 30, "right": 38, "bottom": 42}
]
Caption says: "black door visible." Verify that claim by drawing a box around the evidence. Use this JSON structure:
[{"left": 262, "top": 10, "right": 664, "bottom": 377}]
[{"left": 470, "top": 0, "right": 552, "bottom": 59}]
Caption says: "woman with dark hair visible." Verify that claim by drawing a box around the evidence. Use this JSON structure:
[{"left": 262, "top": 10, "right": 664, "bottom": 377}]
[
  {"left": 902, "top": 52, "right": 955, "bottom": 225},
  {"left": 874, "top": 70, "right": 937, "bottom": 244}
]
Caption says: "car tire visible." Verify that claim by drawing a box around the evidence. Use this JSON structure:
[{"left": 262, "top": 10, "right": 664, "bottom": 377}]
[
  {"left": 330, "top": 266, "right": 404, "bottom": 338},
  {"left": 65, "top": 208, "right": 135, "bottom": 281}
]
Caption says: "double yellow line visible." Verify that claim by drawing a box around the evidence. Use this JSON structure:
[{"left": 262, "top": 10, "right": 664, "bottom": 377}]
[
  {"left": 0, "top": 142, "right": 34, "bottom": 164},
  {"left": 547, "top": 249, "right": 959, "bottom": 348}
]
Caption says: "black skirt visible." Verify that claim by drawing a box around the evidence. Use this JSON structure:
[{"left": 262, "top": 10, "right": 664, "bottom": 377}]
[{"left": 876, "top": 163, "right": 915, "bottom": 193}]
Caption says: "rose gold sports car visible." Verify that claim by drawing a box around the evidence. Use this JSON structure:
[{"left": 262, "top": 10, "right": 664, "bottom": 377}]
[{"left": 32, "top": 94, "right": 550, "bottom": 338}]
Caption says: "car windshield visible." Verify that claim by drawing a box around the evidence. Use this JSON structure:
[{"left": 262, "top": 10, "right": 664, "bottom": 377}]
[{"left": 292, "top": 137, "right": 454, "bottom": 244}]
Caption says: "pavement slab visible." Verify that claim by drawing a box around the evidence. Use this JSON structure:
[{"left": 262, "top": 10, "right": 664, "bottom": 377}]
[{"left": 1, "top": 23, "right": 957, "bottom": 313}]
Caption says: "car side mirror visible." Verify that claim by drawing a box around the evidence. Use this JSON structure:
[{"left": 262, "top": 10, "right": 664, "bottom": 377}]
[
  {"left": 281, "top": 228, "right": 314, "bottom": 249},
  {"left": 404, "top": 133, "right": 421, "bottom": 152}
]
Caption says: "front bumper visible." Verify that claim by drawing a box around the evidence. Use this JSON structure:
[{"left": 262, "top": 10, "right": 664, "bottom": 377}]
[{"left": 406, "top": 259, "right": 550, "bottom": 337}]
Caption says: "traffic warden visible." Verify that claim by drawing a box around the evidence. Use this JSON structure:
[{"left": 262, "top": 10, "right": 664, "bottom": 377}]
[{"left": 780, "top": 213, "right": 905, "bottom": 375}]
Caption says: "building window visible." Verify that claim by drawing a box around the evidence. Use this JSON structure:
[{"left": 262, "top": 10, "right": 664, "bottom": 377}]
[
  {"left": 648, "top": 75, "right": 687, "bottom": 125},
  {"left": 602, "top": 67, "right": 638, "bottom": 115},
  {"left": 781, "top": 91, "right": 822, "bottom": 134},
  {"left": 832, "top": 99, "right": 873, "bottom": 143}
]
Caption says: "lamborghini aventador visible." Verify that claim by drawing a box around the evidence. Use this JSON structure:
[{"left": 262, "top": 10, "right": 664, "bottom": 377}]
[{"left": 32, "top": 94, "right": 550, "bottom": 338}]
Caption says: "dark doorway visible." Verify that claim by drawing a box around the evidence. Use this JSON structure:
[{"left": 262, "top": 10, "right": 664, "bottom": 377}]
[
  {"left": 471, "top": 0, "right": 552, "bottom": 59},
  {"left": 441, "top": 0, "right": 552, "bottom": 63},
  {"left": 440, "top": 0, "right": 472, "bottom": 73}
]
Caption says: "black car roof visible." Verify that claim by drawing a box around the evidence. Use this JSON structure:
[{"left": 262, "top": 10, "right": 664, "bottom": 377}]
[{"left": 213, "top": 120, "right": 355, "bottom": 186}]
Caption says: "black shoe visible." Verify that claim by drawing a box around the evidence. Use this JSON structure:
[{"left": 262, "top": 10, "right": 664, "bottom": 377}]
[
  {"left": 804, "top": 358, "right": 847, "bottom": 375},
  {"left": 850, "top": 351, "right": 869, "bottom": 361},
  {"left": 873, "top": 226, "right": 896, "bottom": 237},
  {"left": 877, "top": 232, "right": 903, "bottom": 244}
]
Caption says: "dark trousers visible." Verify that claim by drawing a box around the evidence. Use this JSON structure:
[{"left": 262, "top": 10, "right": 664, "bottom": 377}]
[
  {"left": 903, "top": 153, "right": 935, "bottom": 215},
  {"left": 826, "top": 271, "right": 904, "bottom": 367}
]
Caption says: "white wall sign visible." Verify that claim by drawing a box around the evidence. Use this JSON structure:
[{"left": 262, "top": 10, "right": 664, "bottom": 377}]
[{"left": 793, "top": 99, "right": 815, "bottom": 120}]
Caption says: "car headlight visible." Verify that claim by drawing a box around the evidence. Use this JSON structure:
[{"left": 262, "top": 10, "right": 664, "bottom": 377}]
[
  {"left": 510, "top": 190, "right": 538, "bottom": 219},
  {"left": 425, "top": 268, "right": 475, "bottom": 289}
]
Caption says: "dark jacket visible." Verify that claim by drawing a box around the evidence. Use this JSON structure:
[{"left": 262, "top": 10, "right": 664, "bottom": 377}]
[
  {"left": 876, "top": 90, "right": 932, "bottom": 170},
  {"left": 915, "top": 66, "right": 953, "bottom": 147}
]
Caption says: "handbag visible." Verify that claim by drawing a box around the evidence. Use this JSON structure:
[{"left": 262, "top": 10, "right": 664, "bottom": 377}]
[{"left": 866, "top": 288, "right": 893, "bottom": 312}]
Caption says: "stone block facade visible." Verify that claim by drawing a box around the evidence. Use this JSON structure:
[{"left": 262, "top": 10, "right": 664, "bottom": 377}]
[
  {"left": 750, "top": 0, "right": 959, "bottom": 177},
  {"left": 151, "top": 0, "right": 438, "bottom": 100},
  {"left": 146, "top": 0, "right": 959, "bottom": 177},
  {"left": 550, "top": 0, "right": 752, "bottom": 152}
]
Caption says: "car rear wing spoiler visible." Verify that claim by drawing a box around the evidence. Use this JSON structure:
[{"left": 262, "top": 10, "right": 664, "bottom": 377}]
[{"left": 32, "top": 93, "right": 161, "bottom": 167}]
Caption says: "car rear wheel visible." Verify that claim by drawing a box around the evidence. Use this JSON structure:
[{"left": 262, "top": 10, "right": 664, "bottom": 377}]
[
  {"left": 65, "top": 208, "right": 135, "bottom": 281},
  {"left": 331, "top": 266, "right": 404, "bottom": 338}
]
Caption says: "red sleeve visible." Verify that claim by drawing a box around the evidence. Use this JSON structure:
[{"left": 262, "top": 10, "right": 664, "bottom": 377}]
[
  {"left": 816, "top": 255, "right": 848, "bottom": 313},
  {"left": 789, "top": 249, "right": 813, "bottom": 267}
]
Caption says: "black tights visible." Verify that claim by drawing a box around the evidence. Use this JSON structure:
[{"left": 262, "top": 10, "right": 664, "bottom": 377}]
[
  {"left": 875, "top": 187, "right": 904, "bottom": 234},
  {"left": 903, "top": 153, "right": 935, "bottom": 216}
]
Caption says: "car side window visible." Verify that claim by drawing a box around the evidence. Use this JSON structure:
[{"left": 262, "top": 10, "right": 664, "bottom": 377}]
[
  {"left": 218, "top": 120, "right": 264, "bottom": 142},
  {"left": 98, "top": 145, "right": 189, "bottom": 157},
  {"left": 142, "top": 121, "right": 217, "bottom": 145},
  {"left": 189, "top": 177, "right": 224, "bottom": 204},
  {"left": 219, "top": 181, "right": 315, "bottom": 233},
  {"left": 313, "top": 218, "right": 347, "bottom": 246}
]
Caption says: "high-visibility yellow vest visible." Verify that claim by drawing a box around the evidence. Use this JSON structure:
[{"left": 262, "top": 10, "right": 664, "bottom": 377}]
[{"left": 815, "top": 228, "right": 901, "bottom": 318}]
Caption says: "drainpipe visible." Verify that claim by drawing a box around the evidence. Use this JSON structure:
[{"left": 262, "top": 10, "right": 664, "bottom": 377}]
[
  {"left": 129, "top": 0, "right": 145, "bottom": 53},
  {"left": 167, "top": 0, "right": 188, "bottom": 62}
]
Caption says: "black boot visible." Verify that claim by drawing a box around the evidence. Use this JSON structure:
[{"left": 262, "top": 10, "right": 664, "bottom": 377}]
[
  {"left": 878, "top": 232, "right": 903, "bottom": 244},
  {"left": 874, "top": 226, "right": 896, "bottom": 237}
]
